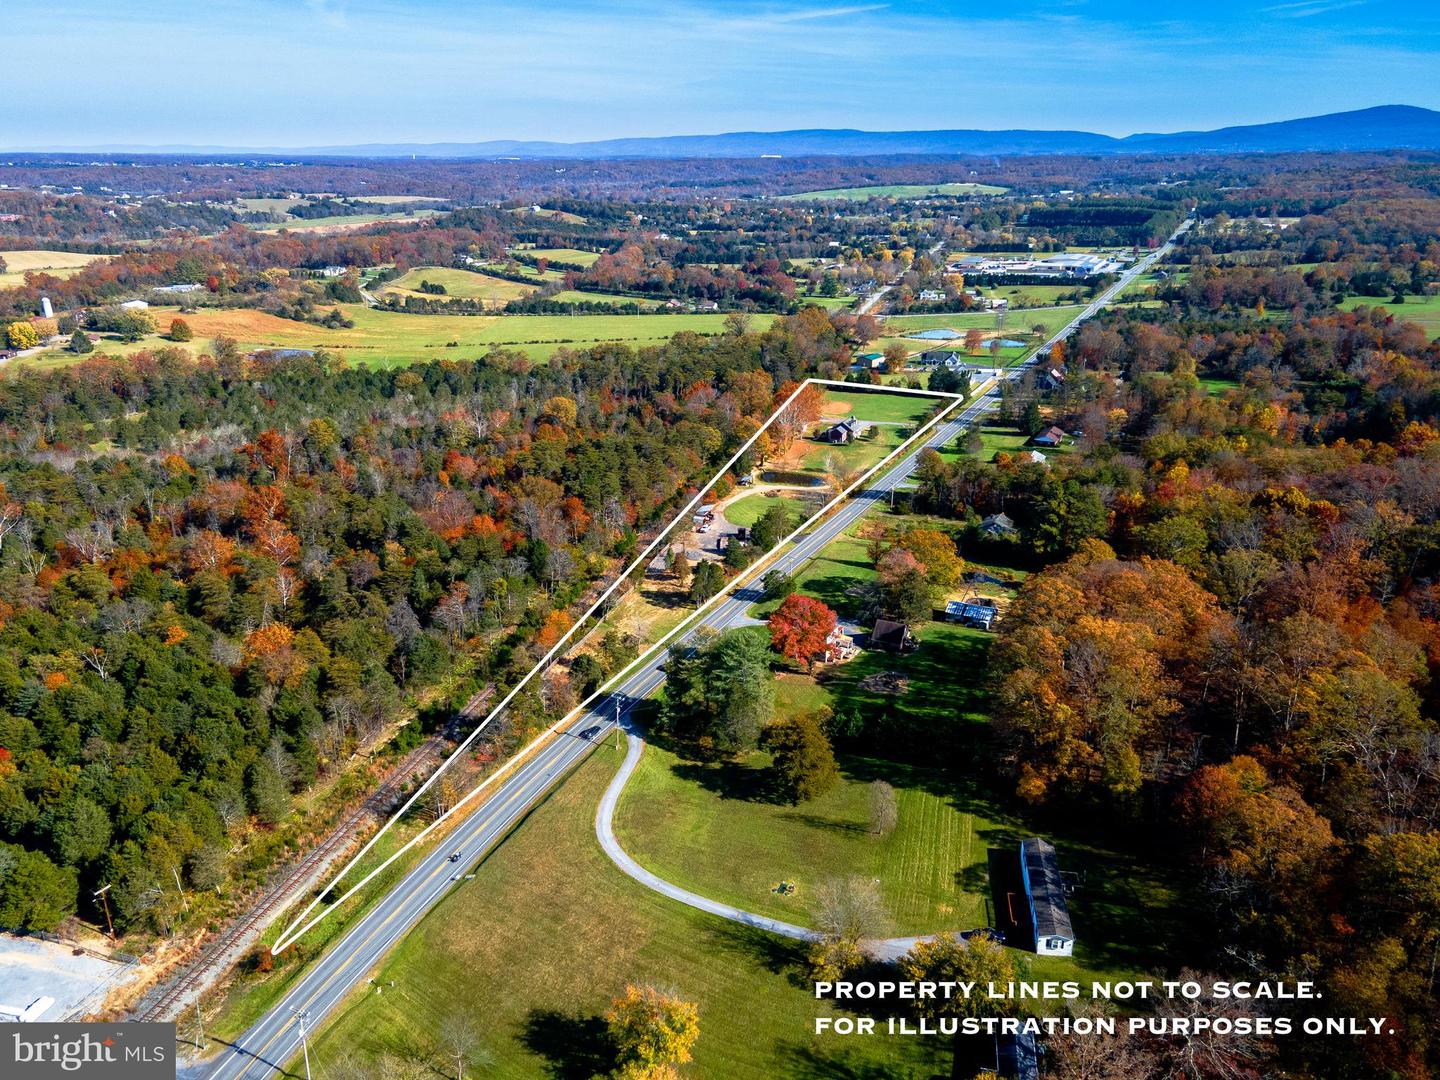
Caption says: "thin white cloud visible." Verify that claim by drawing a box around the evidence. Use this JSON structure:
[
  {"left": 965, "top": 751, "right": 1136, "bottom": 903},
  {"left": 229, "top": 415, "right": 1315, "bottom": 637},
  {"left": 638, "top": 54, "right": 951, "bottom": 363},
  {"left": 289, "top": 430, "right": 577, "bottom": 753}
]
[
  {"left": 766, "top": 3, "right": 889, "bottom": 22},
  {"left": 1261, "top": 0, "right": 1370, "bottom": 17}
]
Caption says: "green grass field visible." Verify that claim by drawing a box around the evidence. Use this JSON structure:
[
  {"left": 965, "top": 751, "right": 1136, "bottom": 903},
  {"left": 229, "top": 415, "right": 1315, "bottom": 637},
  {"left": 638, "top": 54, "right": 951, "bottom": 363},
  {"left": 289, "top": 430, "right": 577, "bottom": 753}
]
[
  {"left": 1340, "top": 293, "right": 1440, "bottom": 338},
  {"left": 885, "top": 307, "right": 1081, "bottom": 337},
  {"left": 982, "top": 284, "right": 1084, "bottom": 307},
  {"left": 616, "top": 741, "right": 998, "bottom": 935},
  {"left": 621, "top": 614, "right": 1181, "bottom": 986},
  {"left": 1197, "top": 375, "right": 1241, "bottom": 397},
  {"left": 781, "top": 183, "right": 1007, "bottom": 200},
  {"left": 799, "top": 426, "right": 913, "bottom": 477},
  {"left": 722, "top": 491, "right": 814, "bottom": 528},
  {"left": 823, "top": 389, "right": 940, "bottom": 425},
  {"left": 379, "top": 266, "right": 537, "bottom": 304},
  {"left": 23, "top": 304, "right": 780, "bottom": 367},
  {"left": 799, "top": 294, "right": 856, "bottom": 311},
  {"left": 751, "top": 532, "right": 875, "bottom": 621},
  {"left": 524, "top": 247, "right": 603, "bottom": 266},
  {"left": 302, "top": 749, "right": 945, "bottom": 1079},
  {"left": 546, "top": 289, "right": 654, "bottom": 307}
]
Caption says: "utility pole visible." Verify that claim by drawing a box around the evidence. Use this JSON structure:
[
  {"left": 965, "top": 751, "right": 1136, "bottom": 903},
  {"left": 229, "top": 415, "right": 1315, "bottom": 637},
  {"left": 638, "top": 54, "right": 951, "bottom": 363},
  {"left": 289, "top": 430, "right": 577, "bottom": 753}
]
[
  {"left": 93, "top": 884, "right": 115, "bottom": 941},
  {"left": 613, "top": 698, "right": 621, "bottom": 750},
  {"left": 193, "top": 999, "right": 205, "bottom": 1051},
  {"left": 294, "top": 1009, "right": 312, "bottom": 1080}
]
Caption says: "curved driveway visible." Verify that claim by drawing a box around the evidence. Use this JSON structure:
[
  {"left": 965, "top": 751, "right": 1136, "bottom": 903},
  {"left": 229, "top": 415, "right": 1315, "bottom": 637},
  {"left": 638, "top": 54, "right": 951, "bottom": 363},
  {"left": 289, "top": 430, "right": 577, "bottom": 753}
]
[
  {"left": 199, "top": 222, "right": 1186, "bottom": 1077},
  {"left": 596, "top": 722, "right": 923, "bottom": 962}
]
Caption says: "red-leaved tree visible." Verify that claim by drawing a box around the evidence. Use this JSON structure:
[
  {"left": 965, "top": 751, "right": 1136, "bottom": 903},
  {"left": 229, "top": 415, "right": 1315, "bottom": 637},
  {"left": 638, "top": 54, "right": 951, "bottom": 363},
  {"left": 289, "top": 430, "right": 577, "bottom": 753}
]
[{"left": 770, "top": 594, "right": 838, "bottom": 671}]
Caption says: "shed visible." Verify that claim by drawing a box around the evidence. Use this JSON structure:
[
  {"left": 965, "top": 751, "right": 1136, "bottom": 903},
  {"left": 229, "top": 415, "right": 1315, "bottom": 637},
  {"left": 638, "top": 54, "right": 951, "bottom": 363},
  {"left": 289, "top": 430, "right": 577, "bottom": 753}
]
[
  {"left": 1020, "top": 837, "right": 1074, "bottom": 956},
  {"left": 870, "top": 617, "right": 913, "bottom": 652}
]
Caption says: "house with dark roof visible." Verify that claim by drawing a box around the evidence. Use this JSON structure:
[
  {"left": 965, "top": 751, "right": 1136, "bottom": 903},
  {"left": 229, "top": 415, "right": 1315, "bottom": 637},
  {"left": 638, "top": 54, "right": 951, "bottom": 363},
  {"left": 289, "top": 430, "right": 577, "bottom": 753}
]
[
  {"left": 977, "top": 512, "right": 1017, "bottom": 537},
  {"left": 869, "top": 617, "right": 913, "bottom": 652},
  {"left": 824, "top": 417, "right": 864, "bottom": 444},
  {"left": 1020, "top": 837, "right": 1074, "bottom": 956}
]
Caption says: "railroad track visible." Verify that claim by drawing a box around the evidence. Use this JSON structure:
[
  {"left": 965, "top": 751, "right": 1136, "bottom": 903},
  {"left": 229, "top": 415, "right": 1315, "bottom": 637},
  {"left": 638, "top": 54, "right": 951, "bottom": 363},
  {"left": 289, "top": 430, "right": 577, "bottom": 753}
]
[{"left": 134, "top": 686, "right": 493, "bottom": 1022}]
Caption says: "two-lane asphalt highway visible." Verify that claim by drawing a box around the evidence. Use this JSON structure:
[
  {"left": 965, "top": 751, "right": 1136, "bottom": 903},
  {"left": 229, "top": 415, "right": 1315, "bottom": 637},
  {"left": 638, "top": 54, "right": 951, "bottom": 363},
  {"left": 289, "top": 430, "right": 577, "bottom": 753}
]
[{"left": 200, "top": 222, "right": 1187, "bottom": 1079}]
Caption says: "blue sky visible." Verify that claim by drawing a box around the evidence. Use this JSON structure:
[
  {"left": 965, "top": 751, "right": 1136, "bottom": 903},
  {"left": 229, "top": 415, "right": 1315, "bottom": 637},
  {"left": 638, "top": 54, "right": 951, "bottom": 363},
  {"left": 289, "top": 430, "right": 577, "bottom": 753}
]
[{"left": 8, "top": 0, "right": 1440, "bottom": 147}]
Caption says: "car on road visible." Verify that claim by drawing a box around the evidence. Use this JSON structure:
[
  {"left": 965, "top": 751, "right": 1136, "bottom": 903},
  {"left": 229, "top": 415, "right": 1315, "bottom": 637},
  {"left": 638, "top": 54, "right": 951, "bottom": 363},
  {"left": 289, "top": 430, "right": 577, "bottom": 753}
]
[
  {"left": 448, "top": 850, "right": 462, "bottom": 862},
  {"left": 579, "top": 725, "right": 602, "bottom": 740},
  {"left": 961, "top": 927, "right": 1006, "bottom": 945}
]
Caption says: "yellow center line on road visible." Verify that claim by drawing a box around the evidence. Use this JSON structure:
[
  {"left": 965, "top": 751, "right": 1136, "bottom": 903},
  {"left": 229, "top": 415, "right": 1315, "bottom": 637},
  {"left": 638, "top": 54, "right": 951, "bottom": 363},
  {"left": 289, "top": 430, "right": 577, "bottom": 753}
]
[{"left": 226, "top": 731, "right": 604, "bottom": 1077}]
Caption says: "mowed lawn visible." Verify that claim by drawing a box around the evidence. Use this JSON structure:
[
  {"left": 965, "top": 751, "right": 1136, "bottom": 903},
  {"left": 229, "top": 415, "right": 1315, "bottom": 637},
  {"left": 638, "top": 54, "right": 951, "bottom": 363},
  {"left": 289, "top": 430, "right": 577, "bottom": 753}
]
[
  {"left": 751, "top": 533, "right": 874, "bottom": 621},
  {"left": 620, "top": 615, "right": 1181, "bottom": 984},
  {"left": 378, "top": 266, "right": 538, "bottom": 304},
  {"left": 526, "top": 247, "right": 603, "bottom": 266},
  {"left": 822, "top": 388, "right": 940, "bottom": 425},
  {"left": 722, "top": 491, "right": 814, "bottom": 528},
  {"left": 799, "top": 425, "right": 914, "bottom": 476},
  {"left": 0, "top": 249, "right": 114, "bottom": 288},
  {"left": 303, "top": 750, "right": 945, "bottom": 1079},
  {"left": 616, "top": 742, "right": 997, "bottom": 935},
  {"left": 1340, "top": 293, "right": 1440, "bottom": 338},
  {"left": 24, "top": 304, "right": 780, "bottom": 366},
  {"left": 885, "top": 306, "right": 1081, "bottom": 338}
]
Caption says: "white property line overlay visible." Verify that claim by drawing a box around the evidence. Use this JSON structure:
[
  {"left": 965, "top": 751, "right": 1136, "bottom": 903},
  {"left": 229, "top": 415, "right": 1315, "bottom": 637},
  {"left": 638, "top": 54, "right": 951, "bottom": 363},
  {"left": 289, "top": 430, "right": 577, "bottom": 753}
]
[{"left": 271, "top": 376, "right": 973, "bottom": 953}]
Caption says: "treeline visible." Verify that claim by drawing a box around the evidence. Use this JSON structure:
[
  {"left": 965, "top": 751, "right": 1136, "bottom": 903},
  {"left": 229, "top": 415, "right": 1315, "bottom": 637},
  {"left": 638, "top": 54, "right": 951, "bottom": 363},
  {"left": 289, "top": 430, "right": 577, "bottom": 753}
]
[
  {"left": 908, "top": 291, "right": 1440, "bottom": 1078},
  {"left": 0, "top": 310, "right": 863, "bottom": 937},
  {"left": 1023, "top": 199, "right": 1185, "bottom": 245}
]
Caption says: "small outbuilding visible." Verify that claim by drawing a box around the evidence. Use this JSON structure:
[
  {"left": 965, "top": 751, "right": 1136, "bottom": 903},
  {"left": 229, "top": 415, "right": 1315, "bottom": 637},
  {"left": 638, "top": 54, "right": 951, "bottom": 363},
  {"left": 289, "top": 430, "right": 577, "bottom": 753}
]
[{"left": 869, "top": 617, "right": 913, "bottom": 652}]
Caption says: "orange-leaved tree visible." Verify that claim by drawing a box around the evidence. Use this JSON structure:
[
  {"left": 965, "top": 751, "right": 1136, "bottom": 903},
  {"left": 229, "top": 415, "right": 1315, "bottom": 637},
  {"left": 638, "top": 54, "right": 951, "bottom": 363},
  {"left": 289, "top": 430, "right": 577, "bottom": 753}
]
[{"left": 769, "top": 593, "right": 838, "bottom": 671}]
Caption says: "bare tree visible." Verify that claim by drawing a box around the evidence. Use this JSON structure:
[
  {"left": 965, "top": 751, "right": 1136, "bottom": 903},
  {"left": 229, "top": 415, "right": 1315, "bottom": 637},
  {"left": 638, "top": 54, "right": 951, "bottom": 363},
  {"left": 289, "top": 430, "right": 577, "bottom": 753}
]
[
  {"left": 439, "top": 1011, "right": 490, "bottom": 1079},
  {"left": 867, "top": 781, "right": 898, "bottom": 838},
  {"left": 814, "top": 874, "right": 887, "bottom": 944}
]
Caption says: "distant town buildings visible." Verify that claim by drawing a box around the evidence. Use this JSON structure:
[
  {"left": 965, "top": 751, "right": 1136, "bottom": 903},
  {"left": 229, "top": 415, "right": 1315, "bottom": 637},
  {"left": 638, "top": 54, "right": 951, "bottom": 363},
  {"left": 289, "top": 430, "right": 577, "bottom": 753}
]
[{"left": 947, "top": 252, "right": 1125, "bottom": 278}]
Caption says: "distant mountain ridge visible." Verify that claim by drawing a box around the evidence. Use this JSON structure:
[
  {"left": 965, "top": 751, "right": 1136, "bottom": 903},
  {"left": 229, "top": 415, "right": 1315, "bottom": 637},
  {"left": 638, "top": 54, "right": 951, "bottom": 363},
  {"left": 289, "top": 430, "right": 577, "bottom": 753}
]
[{"left": 21, "top": 105, "right": 1440, "bottom": 160}]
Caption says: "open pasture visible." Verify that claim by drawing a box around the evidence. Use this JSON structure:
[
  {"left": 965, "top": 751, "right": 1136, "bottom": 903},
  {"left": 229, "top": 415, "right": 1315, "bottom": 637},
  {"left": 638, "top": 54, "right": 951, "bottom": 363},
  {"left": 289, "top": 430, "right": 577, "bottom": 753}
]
[
  {"left": 25, "top": 304, "right": 779, "bottom": 366},
  {"left": 0, "top": 249, "right": 114, "bottom": 288}
]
